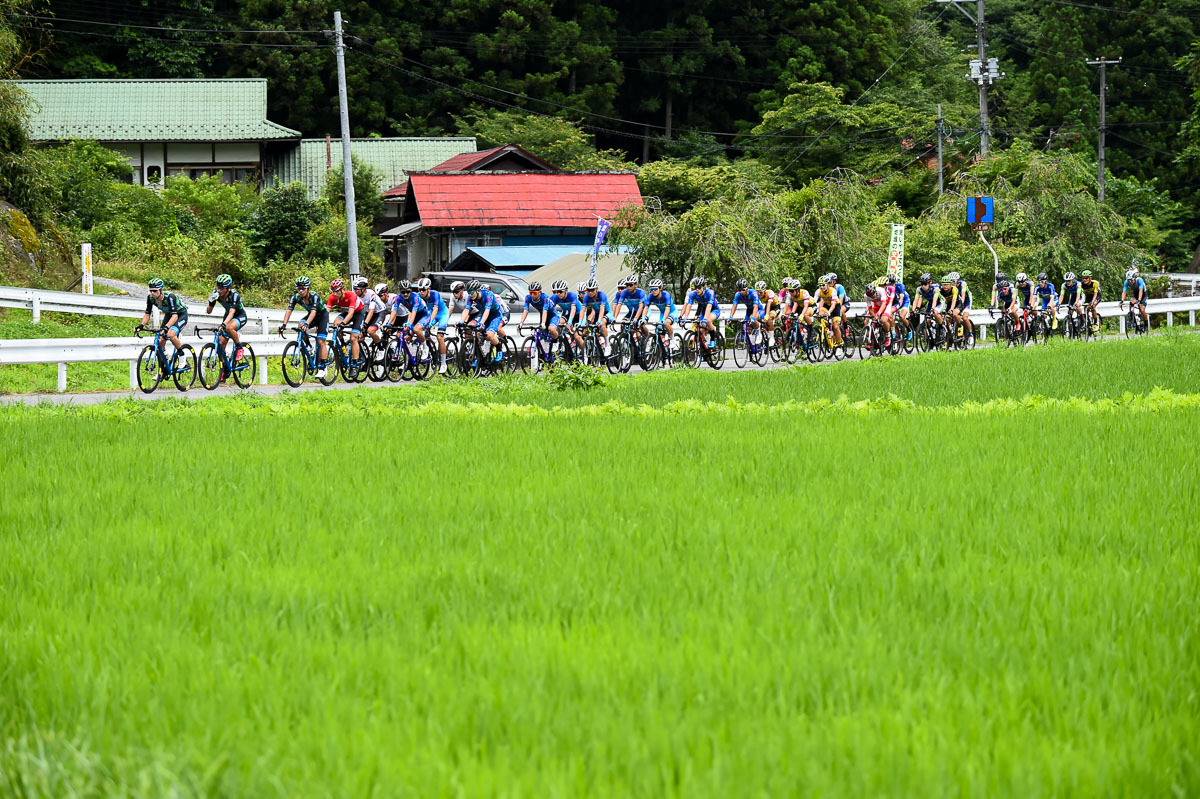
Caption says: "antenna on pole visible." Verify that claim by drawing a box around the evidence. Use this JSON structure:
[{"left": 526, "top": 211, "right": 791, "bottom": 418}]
[{"left": 937, "top": 0, "right": 1003, "bottom": 156}]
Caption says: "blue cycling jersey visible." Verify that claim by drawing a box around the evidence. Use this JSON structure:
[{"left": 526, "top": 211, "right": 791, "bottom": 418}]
[
  {"left": 391, "top": 292, "right": 427, "bottom": 318},
  {"left": 1016, "top": 282, "right": 1034, "bottom": 304},
  {"left": 472, "top": 289, "right": 505, "bottom": 321},
  {"left": 997, "top": 284, "right": 1016, "bottom": 304},
  {"left": 583, "top": 290, "right": 612, "bottom": 317},
  {"left": 835, "top": 284, "right": 848, "bottom": 302},
  {"left": 551, "top": 291, "right": 583, "bottom": 321},
  {"left": 687, "top": 289, "right": 720, "bottom": 310},
  {"left": 731, "top": 290, "right": 763, "bottom": 317},
  {"left": 418, "top": 290, "right": 446, "bottom": 317},
  {"left": 617, "top": 287, "right": 646, "bottom": 313},
  {"left": 893, "top": 282, "right": 910, "bottom": 306},
  {"left": 1034, "top": 283, "right": 1058, "bottom": 304},
  {"left": 1060, "top": 281, "right": 1080, "bottom": 302},
  {"left": 644, "top": 289, "right": 676, "bottom": 319},
  {"left": 524, "top": 292, "right": 557, "bottom": 315},
  {"left": 1122, "top": 277, "right": 1147, "bottom": 296}
]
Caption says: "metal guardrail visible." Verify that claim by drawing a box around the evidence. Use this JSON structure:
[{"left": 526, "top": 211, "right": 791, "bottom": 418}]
[
  {"left": 0, "top": 285, "right": 286, "bottom": 331},
  {"left": 3, "top": 289, "right": 1200, "bottom": 393}
]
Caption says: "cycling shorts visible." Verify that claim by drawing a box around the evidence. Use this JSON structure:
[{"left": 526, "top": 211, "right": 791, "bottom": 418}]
[
  {"left": 483, "top": 313, "right": 505, "bottom": 334},
  {"left": 340, "top": 307, "right": 365, "bottom": 334},
  {"left": 1038, "top": 299, "right": 1055, "bottom": 310},
  {"left": 229, "top": 314, "right": 248, "bottom": 331},
  {"left": 877, "top": 306, "right": 893, "bottom": 320},
  {"left": 1131, "top": 297, "right": 1147, "bottom": 308},
  {"left": 305, "top": 307, "right": 330, "bottom": 335},
  {"left": 168, "top": 313, "right": 188, "bottom": 334},
  {"left": 417, "top": 308, "right": 450, "bottom": 331}
]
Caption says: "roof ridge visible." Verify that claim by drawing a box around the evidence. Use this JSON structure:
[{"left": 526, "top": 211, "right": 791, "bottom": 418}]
[{"left": 9, "top": 78, "right": 269, "bottom": 84}]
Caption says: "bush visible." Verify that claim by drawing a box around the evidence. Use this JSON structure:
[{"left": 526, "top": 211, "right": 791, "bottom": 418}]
[
  {"left": 302, "top": 215, "right": 382, "bottom": 273},
  {"left": 163, "top": 175, "right": 256, "bottom": 236},
  {"left": 243, "top": 182, "right": 323, "bottom": 264},
  {"left": 322, "top": 155, "right": 385, "bottom": 227}
]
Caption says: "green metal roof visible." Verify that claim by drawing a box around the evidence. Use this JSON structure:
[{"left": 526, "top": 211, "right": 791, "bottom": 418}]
[
  {"left": 10, "top": 79, "right": 301, "bottom": 142},
  {"left": 265, "top": 137, "right": 477, "bottom": 197}
]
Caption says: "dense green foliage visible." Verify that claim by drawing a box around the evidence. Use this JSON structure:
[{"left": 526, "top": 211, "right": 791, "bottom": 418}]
[{"left": 1, "top": 337, "right": 1198, "bottom": 796}]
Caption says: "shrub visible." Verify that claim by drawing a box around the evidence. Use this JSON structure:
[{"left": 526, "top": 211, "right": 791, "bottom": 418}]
[
  {"left": 163, "top": 175, "right": 256, "bottom": 236},
  {"left": 322, "top": 156, "right": 385, "bottom": 226},
  {"left": 301, "top": 215, "right": 382, "bottom": 273},
  {"left": 243, "top": 182, "right": 323, "bottom": 264}
]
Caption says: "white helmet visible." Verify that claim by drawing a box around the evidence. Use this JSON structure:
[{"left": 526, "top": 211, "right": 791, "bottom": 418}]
[
  {"left": 1063, "top": 272, "right": 1076, "bottom": 282},
  {"left": 577, "top": 281, "right": 588, "bottom": 293},
  {"left": 1015, "top": 272, "right": 1028, "bottom": 282},
  {"left": 947, "top": 271, "right": 960, "bottom": 282},
  {"left": 352, "top": 276, "right": 369, "bottom": 289},
  {"left": 551, "top": 279, "right": 568, "bottom": 292},
  {"left": 374, "top": 283, "right": 389, "bottom": 294},
  {"left": 1126, "top": 269, "right": 1138, "bottom": 280}
]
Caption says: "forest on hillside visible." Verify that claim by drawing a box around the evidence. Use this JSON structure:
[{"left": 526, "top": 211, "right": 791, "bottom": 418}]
[{"left": 1, "top": 0, "right": 1199, "bottom": 282}]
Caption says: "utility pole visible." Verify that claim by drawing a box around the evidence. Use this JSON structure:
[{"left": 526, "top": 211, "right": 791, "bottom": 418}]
[
  {"left": 333, "top": 10, "right": 360, "bottom": 277},
  {"left": 936, "top": 103, "right": 945, "bottom": 194},
  {"left": 1086, "top": 57, "right": 1121, "bottom": 202},
  {"left": 937, "top": 0, "right": 1003, "bottom": 157}
]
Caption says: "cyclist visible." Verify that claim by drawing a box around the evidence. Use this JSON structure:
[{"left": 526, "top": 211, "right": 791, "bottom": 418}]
[
  {"left": 414, "top": 277, "right": 450, "bottom": 374},
  {"left": 278, "top": 276, "right": 329, "bottom": 379},
  {"left": 992, "top": 279, "right": 1019, "bottom": 333},
  {"left": 612, "top": 277, "right": 628, "bottom": 304},
  {"left": 582, "top": 278, "right": 614, "bottom": 358},
  {"left": 912, "top": 273, "right": 945, "bottom": 330},
  {"left": 730, "top": 278, "right": 765, "bottom": 346},
  {"left": 757, "top": 280, "right": 781, "bottom": 344},
  {"left": 615, "top": 274, "right": 648, "bottom": 332},
  {"left": 449, "top": 280, "right": 475, "bottom": 323},
  {"left": 813, "top": 273, "right": 843, "bottom": 346},
  {"left": 1080, "top": 269, "right": 1102, "bottom": 330},
  {"left": 1060, "top": 272, "right": 1083, "bottom": 325},
  {"left": 865, "top": 283, "right": 896, "bottom": 348},
  {"left": 354, "top": 277, "right": 387, "bottom": 348},
  {"left": 517, "top": 280, "right": 563, "bottom": 352},
  {"left": 681, "top": 275, "right": 722, "bottom": 351},
  {"left": 550, "top": 279, "right": 586, "bottom": 356},
  {"left": 467, "top": 279, "right": 508, "bottom": 363},
  {"left": 387, "top": 278, "right": 425, "bottom": 332},
  {"left": 989, "top": 272, "right": 1008, "bottom": 305},
  {"left": 140, "top": 278, "right": 189, "bottom": 369},
  {"left": 787, "top": 278, "right": 814, "bottom": 324},
  {"left": 889, "top": 274, "right": 912, "bottom": 335},
  {"left": 644, "top": 278, "right": 677, "bottom": 339},
  {"left": 947, "top": 270, "right": 974, "bottom": 343},
  {"left": 206, "top": 273, "right": 249, "bottom": 366},
  {"left": 1034, "top": 272, "right": 1059, "bottom": 330},
  {"left": 1014, "top": 272, "right": 1035, "bottom": 330},
  {"left": 1120, "top": 268, "right": 1148, "bottom": 327},
  {"left": 828, "top": 273, "right": 850, "bottom": 327},
  {"left": 939, "top": 275, "right": 960, "bottom": 339},
  {"left": 326, "top": 277, "right": 366, "bottom": 367}
]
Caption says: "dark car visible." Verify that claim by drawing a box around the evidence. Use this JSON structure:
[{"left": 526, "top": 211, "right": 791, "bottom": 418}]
[{"left": 421, "top": 271, "right": 530, "bottom": 317}]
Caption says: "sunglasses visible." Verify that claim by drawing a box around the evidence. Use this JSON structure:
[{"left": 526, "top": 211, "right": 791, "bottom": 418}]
[{"left": 400, "top": 290, "right": 412, "bottom": 295}]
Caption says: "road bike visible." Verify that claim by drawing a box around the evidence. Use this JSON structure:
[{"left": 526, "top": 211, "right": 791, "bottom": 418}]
[
  {"left": 382, "top": 323, "right": 433, "bottom": 381},
  {"left": 1026, "top": 308, "right": 1056, "bottom": 345},
  {"left": 858, "top": 314, "right": 899, "bottom": 359},
  {"left": 988, "top": 307, "right": 1023, "bottom": 347},
  {"left": 1062, "top": 304, "right": 1091, "bottom": 341},
  {"left": 1121, "top": 301, "right": 1148, "bottom": 337},
  {"left": 730, "top": 317, "right": 767, "bottom": 368},
  {"left": 519, "top": 324, "right": 568, "bottom": 373},
  {"left": 195, "top": 325, "right": 256, "bottom": 390},
  {"left": 134, "top": 324, "right": 195, "bottom": 393},
  {"left": 278, "top": 325, "right": 337, "bottom": 387},
  {"left": 680, "top": 316, "right": 725, "bottom": 369}
]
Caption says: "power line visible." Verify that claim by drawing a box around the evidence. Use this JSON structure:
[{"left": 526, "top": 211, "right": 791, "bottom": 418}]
[{"left": 3, "top": 12, "right": 321, "bottom": 35}]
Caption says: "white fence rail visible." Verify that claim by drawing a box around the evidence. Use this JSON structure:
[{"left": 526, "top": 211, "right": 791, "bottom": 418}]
[
  {"left": 2, "top": 288, "right": 1200, "bottom": 393},
  {"left": 0, "top": 285, "right": 287, "bottom": 331}
]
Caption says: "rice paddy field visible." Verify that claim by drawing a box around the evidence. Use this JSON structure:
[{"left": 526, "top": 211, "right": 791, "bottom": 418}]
[{"left": 1, "top": 335, "right": 1198, "bottom": 797}]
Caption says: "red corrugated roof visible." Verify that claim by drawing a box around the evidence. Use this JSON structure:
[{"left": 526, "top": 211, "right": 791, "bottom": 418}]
[
  {"left": 408, "top": 173, "right": 643, "bottom": 228},
  {"left": 430, "top": 145, "right": 505, "bottom": 172},
  {"left": 383, "top": 180, "right": 408, "bottom": 198}
]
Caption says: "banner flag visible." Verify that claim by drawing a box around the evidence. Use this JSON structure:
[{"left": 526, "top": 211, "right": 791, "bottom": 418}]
[
  {"left": 590, "top": 218, "right": 611, "bottom": 280},
  {"left": 886, "top": 224, "right": 905, "bottom": 282}
]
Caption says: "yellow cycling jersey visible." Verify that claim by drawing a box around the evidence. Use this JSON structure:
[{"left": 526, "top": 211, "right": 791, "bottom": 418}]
[
  {"left": 791, "top": 288, "right": 811, "bottom": 305},
  {"left": 816, "top": 285, "right": 837, "bottom": 302}
]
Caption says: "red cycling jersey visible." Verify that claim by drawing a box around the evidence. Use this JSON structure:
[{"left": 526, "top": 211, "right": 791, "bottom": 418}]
[{"left": 327, "top": 290, "right": 363, "bottom": 312}]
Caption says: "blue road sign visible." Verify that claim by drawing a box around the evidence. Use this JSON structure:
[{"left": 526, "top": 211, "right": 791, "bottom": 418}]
[{"left": 967, "top": 196, "right": 994, "bottom": 224}]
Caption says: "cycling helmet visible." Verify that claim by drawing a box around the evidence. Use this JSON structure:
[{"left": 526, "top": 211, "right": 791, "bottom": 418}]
[
  {"left": 1015, "top": 272, "right": 1028, "bottom": 283},
  {"left": 551, "top": 279, "right": 568, "bottom": 292},
  {"left": 998, "top": 280, "right": 1011, "bottom": 289},
  {"left": 940, "top": 274, "right": 954, "bottom": 284},
  {"left": 995, "top": 272, "right": 1007, "bottom": 282},
  {"left": 826, "top": 273, "right": 837, "bottom": 283},
  {"left": 467, "top": 279, "right": 482, "bottom": 293},
  {"left": 295, "top": 276, "right": 311, "bottom": 289},
  {"left": 330, "top": 278, "right": 345, "bottom": 292},
  {"left": 919, "top": 272, "right": 932, "bottom": 284},
  {"left": 147, "top": 278, "right": 165, "bottom": 290},
  {"left": 828, "top": 272, "right": 838, "bottom": 282},
  {"left": 736, "top": 278, "right": 749, "bottom": 291},
  {"left": 375, "top": 283, "right": 389, "bottom": 295},
  {"left": 649, "top": 278, "right": 664, "bottom": 290},
  {"left": 451, "top": 280, "right": 466, "bottom": 292},
  {"left": 689, "top": 277, "right": 701, "bottom": 289},
  {"left": 1125, "top": 269, "right": 1137, "bottom": 280},
  {"left": 416, "top": 278, "right": 432, "bottom": 291},
  {"left": 695, "top": 276, "right": 708, "bottom": 288},
  {"left": 1037, "top": 272, "right": 1048, "bottom": 281},
  {"left": 529, "top": 281, "right": 542, "bottom": 292},
  {"left": 397, "top": 279, "right": 412, "bottom": 292},
  {"left": 754, "top": 280, "right": 767, "bottom": 291},
  {"left": 627, "top": 274, "right": 639, "bottom": 284},
  {"left": 353, "top": 276, "right": 369, "bottom": 290},
  {"left": 215, "top": 274, "right": 233, "bottom": 288},
  {"left": 584, "top": 278, "right": 599, "bottom": 291},
  {"left": 885, "top": 274, "right": 897, "bottom": 285},
  {"left": 947, "top": 271, "right": 960, "bottom": 282},
  {"left": 1064, "top": 272, "right": 1076, "bottom": 281},
  {"left": 576, "top": 281, "right": 587, "bottom": 293},
  {"left": 616, "top": 278, "right": 628, "bottom": 289},
  {"left": 1081, "top": 270, "right": 1093, "bottom": 278},
  {"left": 866, "top": 285, "right": 879, "bottom": 298}
]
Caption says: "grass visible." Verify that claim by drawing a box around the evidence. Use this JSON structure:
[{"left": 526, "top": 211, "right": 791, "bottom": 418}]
[{"left": 0, "top": 337, "right": 1198, "bottom": 797}]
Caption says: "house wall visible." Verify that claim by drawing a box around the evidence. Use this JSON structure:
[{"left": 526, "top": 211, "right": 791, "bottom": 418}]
[
  {"left": 143, "top": 142, "right": 165, "bottom": 186},
  {"left": 103, "top": 141, "right": 263, "bottom": 188}
]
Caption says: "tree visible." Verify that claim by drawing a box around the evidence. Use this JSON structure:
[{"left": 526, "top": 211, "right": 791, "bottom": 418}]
[
  {"left": 323, "top": 155, "right": 385, "bottom": 226},
  {"left": 244, "top": 182, "right": 324, "bottom": 264},
  {"left": 454, "top": 110, "right": 632, "bottom": 170}
]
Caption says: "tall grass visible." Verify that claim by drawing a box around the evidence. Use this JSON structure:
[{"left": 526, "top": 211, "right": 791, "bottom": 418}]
[{"left": 2, "top": 362, "right": 1199, "bottom": 795}]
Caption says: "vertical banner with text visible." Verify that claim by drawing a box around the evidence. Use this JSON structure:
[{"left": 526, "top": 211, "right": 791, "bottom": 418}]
[
  {"left": 886, "top": 224, "right": 905, "bottom": 282},
  {"left": 81, "top": 242, "right": 93, "bottom": 294},
  {"left": 590, "top": 218, "right": 611, "bottom": 281}
]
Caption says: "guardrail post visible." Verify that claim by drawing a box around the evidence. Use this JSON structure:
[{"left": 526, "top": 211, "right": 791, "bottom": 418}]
[
  {"left": 151, "top": 308, "right": 161, "bottom": 328},
  {"left": 1191, "top": 310, "right": 1196, "bottom": 327},
  {"left": 258, "top": 356, "right": 268, "bottom": 386},
  {"left": 1167, "top": 311, "right": 1173, "bottom": 327},
  {"left": 129, "top": 360, "right": 138, "bottom": 390},
  {"left": 57, "top": 362, "right": 66, "bottom": 392},
  {"left": 1119, "top": 314, "right": 1125, "bottom": 335},
  {"left": 261, "top": 312, "right": 270, "bottom": 334},
  {"left": 977, "top": 323, "right": 986, "bottom": 341},
  {"left": 31, "top": 295, "right": 40, "bottom": 323}
]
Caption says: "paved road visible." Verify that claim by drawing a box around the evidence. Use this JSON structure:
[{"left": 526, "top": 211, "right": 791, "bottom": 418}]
[{"left": 94, "top": 276, "right": 204, "bottom": 305}]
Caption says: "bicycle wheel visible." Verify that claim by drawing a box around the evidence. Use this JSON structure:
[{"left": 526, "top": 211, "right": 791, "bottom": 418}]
[
  {"left": 616, "top": 336, "right": 633, "bottom": 373},
  {"left": 368, "top": 338, "right": 389, "bottom": 381},
  {"left": 733, "top": 329, "right": 749, "bottom": 368},
  {"left": 410, "top": 340, "right": 432, "bottom": 380},
  {"left": 136, "top": 345, "right": 163, "bottom": 394},
  {"left": 899, "top": 318, "right": 915, "bottom": 354},
  {"left": 681, "top": 332, "right": 699, "bottom": 368},
  {"left": 749, "top": 328, "right": 766, "bottom": 366},
  {"left": 706, "top": 335, "right": 726, "bottom": 369},
  {"left": 197, "top": 343, "right": 222, "bottom": 390},
  {"left": 233, "top": 343, "right": 257, "bottom": 388},
  {"left": 641, "top": 333, "right": 661, "bottom": 371},
  {"left": 172, "top": 344, "right": 197, "bottom": 391},
  {"left": 520, "top": 336, "right": 539, "bottom": 374},
  {"left": 858, "top": 324, "right": 875, "bottom": 360},
  {"left": 317, "top": 341, "right": 338, "bottom": 386},
  {"left": 281, "top": 341, "right": 306, "bottom": 387}
]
